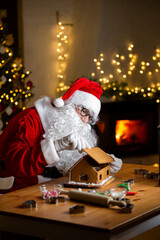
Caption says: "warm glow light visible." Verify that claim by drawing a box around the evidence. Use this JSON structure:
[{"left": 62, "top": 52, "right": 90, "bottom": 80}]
[
  {"left": 120, "top": 56, "right": 125, "bottom": 60},
  {"left": 90, "top": 43, "right": 160, "bottom": 103},
  {"left": 153, "top": 163, "right": 159, "bottom": 167},
  {"left": 56, "top": 21, "right": 71, "bottom": 92},
  {"left": 91, "top": 72, "right": 95, "bottom": 77},
  {"left": 117, "top": 68, "right": 121, "bottom": 73},
  {"left": 116, "top": 119, "right": 148, "bottom": 146},
  {"left": 109, "top": 74, "right": 113, "bottom": 78}
]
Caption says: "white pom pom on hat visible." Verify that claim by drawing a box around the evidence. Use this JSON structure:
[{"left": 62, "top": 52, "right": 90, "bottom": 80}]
[
  {"left": 53, "top": 78, "right": 103, "bottom": 117},
  {"left": 53, "top": 97, "right": 64, "bottom": 107}
]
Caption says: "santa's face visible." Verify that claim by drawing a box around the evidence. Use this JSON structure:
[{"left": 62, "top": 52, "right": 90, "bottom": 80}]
[
  {"left": 75, "top": 105, "right": 95, "bottom": 125},
  {"left": 75, "top": 108, "right": 90, "bottom": 124}
]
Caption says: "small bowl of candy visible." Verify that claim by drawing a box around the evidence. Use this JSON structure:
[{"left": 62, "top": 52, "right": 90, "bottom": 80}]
[
  {"left": 109, "top": 188, "right": 127, "bottom": 200},
  {"left": 40, "top": 184, "right": 62, "bottom": 200}
]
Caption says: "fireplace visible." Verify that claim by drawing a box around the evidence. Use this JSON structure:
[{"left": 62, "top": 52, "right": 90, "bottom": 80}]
[
  {"left": 95, "top": 101, "right": 159, "bottom": 157},
  {"left": 115, "top": 119, "right": 148, "bottom": 146}
]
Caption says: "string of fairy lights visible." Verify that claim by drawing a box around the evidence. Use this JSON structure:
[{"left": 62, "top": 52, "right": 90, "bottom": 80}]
[
  {"left": 91, "top": 44, "right": 160, "bottom": 102},
  {"left": 0, "top": 53, "right": 32, "bottom": 112},
  {"left": 0, "top": 70, "right": 32, "bottom": 108},
  {"left": 0, "top": 46, "right": 13, "bottom": 68},
  {"left": 56, "top": 21, "right": 70, "bottom": 93},
  {"left": 0, "top": 21, "right": 33, "bottom": 127}
]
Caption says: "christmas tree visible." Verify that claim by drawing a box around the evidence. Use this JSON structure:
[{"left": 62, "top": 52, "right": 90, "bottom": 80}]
[{"left": 0, "top": 9, "right": 34, "bottom": 131}]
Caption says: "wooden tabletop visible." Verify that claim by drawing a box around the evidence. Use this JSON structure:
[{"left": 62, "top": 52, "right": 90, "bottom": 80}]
[{"left": 0, "top": 163, "right": 160, "bottom": 240}]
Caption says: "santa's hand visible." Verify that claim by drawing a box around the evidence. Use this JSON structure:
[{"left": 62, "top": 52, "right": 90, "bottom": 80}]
[
  {"left": 109, "top": 154, "right": 122, "bottom": 173},
  {"left": 54, "top": 133, "right": 91, "bottom": 152},
  {"left": 68, "top": 133, "right": 91, "bottom": 152},
  {"left": 54, "top": 136, "right": 73, "bottom": 152}
]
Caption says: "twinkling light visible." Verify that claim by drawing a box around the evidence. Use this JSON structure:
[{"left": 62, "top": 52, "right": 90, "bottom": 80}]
[
  {"left": 90, "top": 43, "right": 160, "bottom": 102},
  {"left": 56, "top": 21, "right": 71, "bottom": 93}
]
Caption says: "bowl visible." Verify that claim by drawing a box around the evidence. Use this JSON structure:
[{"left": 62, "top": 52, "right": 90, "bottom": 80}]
[
  {"left": 109, "top": 188, "right": 127, "bottom": 200},
  {"left": 40, "top": 184, "right": 62, "bottom": 200}
]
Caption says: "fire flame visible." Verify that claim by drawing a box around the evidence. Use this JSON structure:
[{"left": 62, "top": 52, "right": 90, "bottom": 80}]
[{"left": 116, "top": 119, "right": 148, "bottom": 146}]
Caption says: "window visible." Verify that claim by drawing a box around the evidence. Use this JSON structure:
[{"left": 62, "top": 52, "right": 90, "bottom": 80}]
[{"left": 80, "top": 174, "right": 88, "bottom": 181}]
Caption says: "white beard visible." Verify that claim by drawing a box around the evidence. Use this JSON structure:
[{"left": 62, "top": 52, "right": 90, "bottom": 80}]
[
  {"left": 44, "top": 104, "right": 98, "bottom": 173},
  {"left": 44, "top": 103, "right": 97, "bottom": 146}
]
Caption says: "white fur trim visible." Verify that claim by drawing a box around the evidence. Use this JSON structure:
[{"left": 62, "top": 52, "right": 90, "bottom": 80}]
[
  {"left": 65, "top": 90, "right": 101, "bottom": 117},
  {"left": 38, "top": 175, "right": 52, "bottom": 184},
  {"left": 35, "top": 96, "right": 53, "bottom": 132},
  {"left": 54, "top": 98, "right": 64, "bottom": 107},
  {"left": 40, "top": 138, "right": 60, "bottom": 164},
  {"left": 0, "top": 176, "right": 14, "bottom": 190}
]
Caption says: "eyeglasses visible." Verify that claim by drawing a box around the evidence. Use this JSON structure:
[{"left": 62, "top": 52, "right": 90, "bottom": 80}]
[{"left": 76, "top": 106, "right": 95, "bottom": 124}]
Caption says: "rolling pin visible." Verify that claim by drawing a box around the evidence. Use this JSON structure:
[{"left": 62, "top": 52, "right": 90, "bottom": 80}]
[{"left": 61, "top": 189, "right": 127, "bottom": 208}]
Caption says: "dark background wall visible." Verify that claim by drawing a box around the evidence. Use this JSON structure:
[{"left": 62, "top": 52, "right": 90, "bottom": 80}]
[{"left": 0, "top": 0, "right": 19, "bottom": 52}]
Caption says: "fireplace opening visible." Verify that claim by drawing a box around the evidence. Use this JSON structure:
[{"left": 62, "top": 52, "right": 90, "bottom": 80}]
[
  {"left": 96, "top": 101, "right": 159, "bottom": 157},
  {"left": 115, "top": 119, "right": 148, "bottom": 146}
]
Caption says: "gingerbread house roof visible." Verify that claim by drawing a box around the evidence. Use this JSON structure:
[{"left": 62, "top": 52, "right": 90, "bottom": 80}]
[
  {"left": 84, "top": 147, "right": 114, "bottom": 164},
  {"left": 68, "top": 147, "right": 114, "bottom": 172}
]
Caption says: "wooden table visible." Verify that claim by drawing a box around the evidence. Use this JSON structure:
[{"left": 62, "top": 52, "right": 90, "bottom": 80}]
[{"left": 0, "top": 163, "right": 160, "bottom": 240}]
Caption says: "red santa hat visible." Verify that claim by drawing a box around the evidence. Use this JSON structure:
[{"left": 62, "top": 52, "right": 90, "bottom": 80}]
[{"left": 54, "top": 78, "right": 103, "bottom": 117}]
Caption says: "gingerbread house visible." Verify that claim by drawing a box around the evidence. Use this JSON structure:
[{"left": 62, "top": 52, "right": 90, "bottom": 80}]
[{"left": 68, "top": 147, "right": 114, "bottom": 185}]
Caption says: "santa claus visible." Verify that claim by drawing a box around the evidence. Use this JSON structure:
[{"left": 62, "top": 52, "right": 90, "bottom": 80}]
[{"left": 0, "top": 78, "right": 122, "bottom": 193}]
